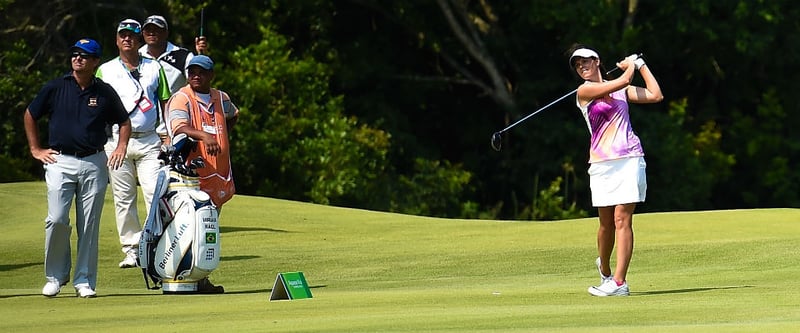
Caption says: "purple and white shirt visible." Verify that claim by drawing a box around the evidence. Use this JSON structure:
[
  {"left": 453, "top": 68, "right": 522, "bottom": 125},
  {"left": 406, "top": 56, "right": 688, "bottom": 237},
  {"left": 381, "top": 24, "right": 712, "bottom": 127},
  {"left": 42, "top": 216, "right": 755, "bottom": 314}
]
[{"left": 577, "top": 87, "right": 644, "bottom": 163}]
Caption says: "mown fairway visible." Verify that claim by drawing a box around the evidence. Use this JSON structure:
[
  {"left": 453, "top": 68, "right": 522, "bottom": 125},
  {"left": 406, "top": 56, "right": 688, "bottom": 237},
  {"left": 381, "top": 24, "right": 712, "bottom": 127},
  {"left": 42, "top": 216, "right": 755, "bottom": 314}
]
[{"left": 1, "top": 182, "right": 799, "bottom": 332}]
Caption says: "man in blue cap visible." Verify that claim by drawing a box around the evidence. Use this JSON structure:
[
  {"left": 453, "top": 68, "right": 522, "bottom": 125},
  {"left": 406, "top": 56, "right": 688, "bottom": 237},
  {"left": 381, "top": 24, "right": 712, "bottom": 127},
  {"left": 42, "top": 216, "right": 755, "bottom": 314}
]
[
  {"left": 24, "top": 38, "right": 132, "bottom": 298},
  {"left": 167, "top": 55, "right": 238, "bottom": 208},
  {"left": 165, "top": 55, "right": 239, "bottom": 293}
]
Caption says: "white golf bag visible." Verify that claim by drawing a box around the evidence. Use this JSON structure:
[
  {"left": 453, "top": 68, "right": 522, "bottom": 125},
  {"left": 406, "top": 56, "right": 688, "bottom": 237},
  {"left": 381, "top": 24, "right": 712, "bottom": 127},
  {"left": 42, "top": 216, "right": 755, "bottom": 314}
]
[{"left": 139, "top": 134, "right": 221, "bottom": 293}]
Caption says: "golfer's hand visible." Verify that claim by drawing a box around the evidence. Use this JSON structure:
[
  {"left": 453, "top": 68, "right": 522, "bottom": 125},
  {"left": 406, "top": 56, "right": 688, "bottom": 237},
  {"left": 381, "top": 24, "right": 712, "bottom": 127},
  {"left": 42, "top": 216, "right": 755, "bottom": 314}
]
[
  {"left": 107, "top": 148, "right": 126, "bottom": 170},
  {"left": 617, "top": 56, "right": 635, "bottom": 71},
  {"left": 32, "top": 148, "right": 58, "bottom": 165},
  {"left": 195, "top": 36, "right": 208, "bottom": 55}
]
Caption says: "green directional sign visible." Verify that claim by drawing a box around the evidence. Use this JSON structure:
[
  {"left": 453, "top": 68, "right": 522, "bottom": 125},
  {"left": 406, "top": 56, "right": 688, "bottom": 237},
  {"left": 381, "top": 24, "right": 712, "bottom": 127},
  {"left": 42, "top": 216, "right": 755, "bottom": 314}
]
[{"left": 269, "top": 271, "right": 312, "bottom": 301}]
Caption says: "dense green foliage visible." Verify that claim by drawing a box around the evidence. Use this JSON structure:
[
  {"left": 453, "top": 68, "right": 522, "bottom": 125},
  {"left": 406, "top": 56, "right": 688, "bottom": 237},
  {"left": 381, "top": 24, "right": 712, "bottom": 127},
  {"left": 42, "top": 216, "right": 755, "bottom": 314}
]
[{"left": 2, "top": 1, "right": 798, "bottom": 219}]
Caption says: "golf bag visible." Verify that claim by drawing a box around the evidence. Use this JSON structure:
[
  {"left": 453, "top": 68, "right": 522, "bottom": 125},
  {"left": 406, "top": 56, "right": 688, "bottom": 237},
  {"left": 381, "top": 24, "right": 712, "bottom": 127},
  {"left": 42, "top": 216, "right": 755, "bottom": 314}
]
[{"left": 138, "top": 134, "right": 221, "bottom": 292}]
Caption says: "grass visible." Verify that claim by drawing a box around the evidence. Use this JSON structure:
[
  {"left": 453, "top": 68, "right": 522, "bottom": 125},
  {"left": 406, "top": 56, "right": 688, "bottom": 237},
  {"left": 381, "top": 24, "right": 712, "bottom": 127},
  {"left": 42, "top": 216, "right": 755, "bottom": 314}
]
[{"left": 1, "top": 181, "right": 799, "bottom": 332}]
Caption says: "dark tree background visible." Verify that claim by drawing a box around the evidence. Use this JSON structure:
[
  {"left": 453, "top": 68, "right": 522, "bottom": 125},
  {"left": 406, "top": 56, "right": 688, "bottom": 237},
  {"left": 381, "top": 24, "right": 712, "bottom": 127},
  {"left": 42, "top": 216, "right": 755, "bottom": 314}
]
[{"left": 2, "top": 0, "right": 798, "bottom": 219}]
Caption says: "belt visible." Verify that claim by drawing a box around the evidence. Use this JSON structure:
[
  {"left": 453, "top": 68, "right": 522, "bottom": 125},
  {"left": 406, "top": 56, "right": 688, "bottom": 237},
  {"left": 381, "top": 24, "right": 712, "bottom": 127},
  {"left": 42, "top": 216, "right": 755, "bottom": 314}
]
[
  {"left": 58, "top": 149, "right": 103, "bottom": 158},
  {"left": 130, "top": 131, "right": 156, "bottom": 138}
]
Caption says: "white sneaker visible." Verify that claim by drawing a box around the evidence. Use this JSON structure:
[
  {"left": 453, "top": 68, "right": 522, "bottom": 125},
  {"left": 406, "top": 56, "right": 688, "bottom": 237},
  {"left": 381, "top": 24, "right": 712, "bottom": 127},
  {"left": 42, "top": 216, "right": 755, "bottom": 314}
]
[
  {"left": 595, "top": 257, "right": 613, "bottom": 284},
  {"left": 75, "top": 286, "right": 97, "bottom": 298},
  {"left": 119, "top": 250, "right": 138, "bottom": 268},
  {"left": 588, "top": 278, "right": 629, "bottom": 296},
  {"left": 42, "top": 281, "right": 63, "bottom": 297}
]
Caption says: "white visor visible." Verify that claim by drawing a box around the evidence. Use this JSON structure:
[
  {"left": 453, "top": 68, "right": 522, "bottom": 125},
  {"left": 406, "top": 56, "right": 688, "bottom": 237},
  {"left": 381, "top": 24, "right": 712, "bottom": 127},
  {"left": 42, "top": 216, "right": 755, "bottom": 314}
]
[{"left": 570, "top": 48, "right": 600, "bottom": 67}]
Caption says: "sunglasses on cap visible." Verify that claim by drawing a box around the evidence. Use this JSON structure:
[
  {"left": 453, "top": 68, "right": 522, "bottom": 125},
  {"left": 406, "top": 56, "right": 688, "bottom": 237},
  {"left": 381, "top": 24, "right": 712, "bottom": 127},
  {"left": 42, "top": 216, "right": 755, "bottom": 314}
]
[
  {"left": 118, "top": 21, "right": 142, "bottom": 34},
  {"left": 71, "top": 51, "right": 97, "bottom": 60}
]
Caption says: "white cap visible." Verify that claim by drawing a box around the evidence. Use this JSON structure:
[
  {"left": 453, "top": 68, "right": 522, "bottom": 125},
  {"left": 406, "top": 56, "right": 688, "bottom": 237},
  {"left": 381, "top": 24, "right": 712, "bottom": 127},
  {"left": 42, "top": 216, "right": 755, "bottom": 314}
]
[
  {"left": 569, "top": 48, "right": 600, "bottom": 67},
  {"left": 143, "top": 15, "right": 168, "bottom": 30},
  {"left": 117, "top": 19, "right": 142, "bottom": 34}
]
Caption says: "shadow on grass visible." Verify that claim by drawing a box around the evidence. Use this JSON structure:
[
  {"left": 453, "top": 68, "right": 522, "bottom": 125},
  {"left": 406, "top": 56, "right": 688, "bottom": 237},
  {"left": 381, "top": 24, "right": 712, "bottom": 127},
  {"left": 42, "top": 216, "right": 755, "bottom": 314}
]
[
  {"left": 0, "top": 285, "right": 326, "bottom": 299},
  {"left": 221, "top": 255, "right": 260, "bottom": 262},
  {"left": 0, "top": 262, "right": 41, "bottom": 272},
  {"left": 220, "top": 226, "right": 291, "bottom": 233},
  {"left": 633, "top": 285, "right": 754, "bottom": 296},
  {"left": 0, "top": 291, "right": 154, "bottom": 299},
  {"left": 224, "top": 284, "right": 327, "bottom": 295}
]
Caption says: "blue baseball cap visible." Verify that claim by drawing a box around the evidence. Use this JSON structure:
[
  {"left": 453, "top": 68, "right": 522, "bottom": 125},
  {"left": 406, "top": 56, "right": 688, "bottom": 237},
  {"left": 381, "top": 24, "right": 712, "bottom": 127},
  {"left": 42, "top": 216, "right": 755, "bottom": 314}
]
[
  {"left": 71, "top": 38, "right": 102, "bottom": 57},
  {"left": 187, "top": 55, "right": 214, "bottom": 70}
]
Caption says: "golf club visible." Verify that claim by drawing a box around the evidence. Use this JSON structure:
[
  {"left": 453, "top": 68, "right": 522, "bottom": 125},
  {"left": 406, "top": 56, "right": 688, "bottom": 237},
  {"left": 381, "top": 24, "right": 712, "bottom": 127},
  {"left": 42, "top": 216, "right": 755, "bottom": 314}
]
[
  {"left": 490, "top": 87, "right": 580, "bottom": 152},
  {"left": 198, "top": 8, "right": 205, "bottom": 55},
  {"left": 490, "top": 54, "right": 641, "bottom": 151}
]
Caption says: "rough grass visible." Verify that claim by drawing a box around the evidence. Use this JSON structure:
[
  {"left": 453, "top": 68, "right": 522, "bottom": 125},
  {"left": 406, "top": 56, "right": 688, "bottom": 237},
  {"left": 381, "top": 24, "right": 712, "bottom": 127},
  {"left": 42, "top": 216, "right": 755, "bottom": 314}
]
[{"left": 1, "top": 182, "right": 799, "bottom": 332}]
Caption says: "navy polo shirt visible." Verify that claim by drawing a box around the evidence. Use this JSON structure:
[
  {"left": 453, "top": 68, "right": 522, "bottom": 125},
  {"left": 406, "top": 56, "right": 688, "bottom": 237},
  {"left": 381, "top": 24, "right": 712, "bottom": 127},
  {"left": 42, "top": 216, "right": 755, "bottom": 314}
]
[{"left": 28, "top": 73, "right": 129, "bottom": 152}]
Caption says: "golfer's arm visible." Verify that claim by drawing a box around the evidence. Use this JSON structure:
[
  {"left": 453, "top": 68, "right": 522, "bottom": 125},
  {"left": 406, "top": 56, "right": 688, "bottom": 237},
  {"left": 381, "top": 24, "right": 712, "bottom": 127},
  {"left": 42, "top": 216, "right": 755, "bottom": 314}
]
[
  {"left": 637, "top": 65, "right": 663, "bottom": 103},
  {"left": 23, "top": 109, "right": 42, "bottom": 152},
  {"left": 578, "top": 68, "right": 634, "bottom": 101}
]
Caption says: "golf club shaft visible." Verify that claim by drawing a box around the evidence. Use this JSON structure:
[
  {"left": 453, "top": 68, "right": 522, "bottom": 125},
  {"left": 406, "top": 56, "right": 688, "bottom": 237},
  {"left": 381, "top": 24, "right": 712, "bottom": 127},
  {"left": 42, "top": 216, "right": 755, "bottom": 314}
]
[
  {"left": 198, "top": 8, "right": 205, "bottom": 55},
  {"left": 497, "top": 88, "right": 577, "bottom": 135},
  {"left": 496, "top": 64, "right": 627, "bottom": 135},
  {"left": 200, "top": 8, "right": 205, "bottom": 37}
]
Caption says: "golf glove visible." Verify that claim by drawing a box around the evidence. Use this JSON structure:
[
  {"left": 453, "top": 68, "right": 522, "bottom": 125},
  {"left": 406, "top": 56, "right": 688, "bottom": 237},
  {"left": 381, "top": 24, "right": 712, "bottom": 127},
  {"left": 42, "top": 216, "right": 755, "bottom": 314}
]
[{"left": 634, "top": 57, "right": 646, "bottom": 70}]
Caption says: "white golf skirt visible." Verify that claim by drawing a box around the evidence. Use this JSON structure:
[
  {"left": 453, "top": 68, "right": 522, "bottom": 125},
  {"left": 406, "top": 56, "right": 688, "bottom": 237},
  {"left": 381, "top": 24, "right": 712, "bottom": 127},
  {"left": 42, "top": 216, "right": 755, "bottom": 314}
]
[{"left": 588, "top": 156, "right": 647, "bottom": 207}]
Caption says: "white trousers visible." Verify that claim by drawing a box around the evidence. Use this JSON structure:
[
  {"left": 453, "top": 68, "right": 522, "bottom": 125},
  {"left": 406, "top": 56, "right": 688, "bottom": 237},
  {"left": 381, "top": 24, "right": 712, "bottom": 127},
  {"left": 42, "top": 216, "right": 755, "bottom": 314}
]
[
  {"left": 43, "top": 151, "right": 108, "bottom": 289},
  {"left": 105, "top": 131, "right": 162, "bottom": 254}
]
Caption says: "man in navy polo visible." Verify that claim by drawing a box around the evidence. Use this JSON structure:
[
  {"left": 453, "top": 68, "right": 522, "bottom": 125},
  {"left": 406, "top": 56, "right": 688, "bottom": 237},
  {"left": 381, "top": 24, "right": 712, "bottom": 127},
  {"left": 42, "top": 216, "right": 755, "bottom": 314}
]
[{"left": 23, "top": 38, "right": 132, "bottom": 298}]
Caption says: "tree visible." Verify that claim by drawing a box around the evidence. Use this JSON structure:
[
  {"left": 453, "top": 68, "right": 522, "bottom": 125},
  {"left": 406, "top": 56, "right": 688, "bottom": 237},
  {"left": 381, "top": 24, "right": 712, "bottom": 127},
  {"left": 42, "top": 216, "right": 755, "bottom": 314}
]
[{"left": 3, "top": 0, "right": 800, "bottom": 218}]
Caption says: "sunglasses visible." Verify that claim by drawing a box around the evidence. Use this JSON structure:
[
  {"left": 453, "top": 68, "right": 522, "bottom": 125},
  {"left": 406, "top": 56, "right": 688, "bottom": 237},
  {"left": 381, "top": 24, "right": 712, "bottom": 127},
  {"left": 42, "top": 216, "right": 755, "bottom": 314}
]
[
  {"left": 71, "top": 52, "right": 97, "bottom": 60},
  {"left": 118, "top": 22, "right": 142, "bottom": 34}
]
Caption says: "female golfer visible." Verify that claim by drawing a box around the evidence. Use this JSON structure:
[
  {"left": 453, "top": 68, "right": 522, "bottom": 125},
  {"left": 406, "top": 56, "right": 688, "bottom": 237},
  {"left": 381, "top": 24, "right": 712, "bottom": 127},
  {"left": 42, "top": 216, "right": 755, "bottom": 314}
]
[{"left": 568, "top": 44, "right": 663, "bottom": 296}]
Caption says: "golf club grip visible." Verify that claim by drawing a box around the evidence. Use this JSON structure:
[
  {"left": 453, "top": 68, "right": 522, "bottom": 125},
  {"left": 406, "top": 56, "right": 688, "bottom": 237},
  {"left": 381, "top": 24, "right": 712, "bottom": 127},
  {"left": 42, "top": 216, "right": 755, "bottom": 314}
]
[{"left": 607, "top": 53, "right": 644, "bottom": 75}]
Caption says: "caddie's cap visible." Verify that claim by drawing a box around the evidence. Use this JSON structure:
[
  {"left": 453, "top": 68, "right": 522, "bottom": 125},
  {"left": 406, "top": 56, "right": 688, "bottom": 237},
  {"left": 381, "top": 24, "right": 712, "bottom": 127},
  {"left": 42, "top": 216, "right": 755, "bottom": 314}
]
[
  {"left": 569, "top": 48, "right": 600, "bottom": 68},
  {"left": 70, "top": 38, "right": 102, "bottom": 57},
  {"left": 187, "top": 55, "right": 214, "bottom": 70},
  {"left": 117, "top": 19, "right": 142, "bottom": 34},
  {"left": 143, "top": 15, "right": 168, "bottom": 30}
]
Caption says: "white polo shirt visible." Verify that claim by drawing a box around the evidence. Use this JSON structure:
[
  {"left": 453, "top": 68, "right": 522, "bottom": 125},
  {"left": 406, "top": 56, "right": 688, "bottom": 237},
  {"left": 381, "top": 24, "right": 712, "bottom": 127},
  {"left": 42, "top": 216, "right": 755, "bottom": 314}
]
[{"left": 97, "top": 57, "right": 170, "bottom": 133}]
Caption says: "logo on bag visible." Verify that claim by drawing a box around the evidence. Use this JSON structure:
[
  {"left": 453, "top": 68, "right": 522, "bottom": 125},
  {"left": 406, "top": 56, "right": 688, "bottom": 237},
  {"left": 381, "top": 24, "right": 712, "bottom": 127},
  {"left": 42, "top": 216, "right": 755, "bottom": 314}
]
[
  {"left": 205, "top": 248, "right": 215, "bottom": 260},
  {"left": 159, "top": 223, "right": 189, "bottom": 269}
]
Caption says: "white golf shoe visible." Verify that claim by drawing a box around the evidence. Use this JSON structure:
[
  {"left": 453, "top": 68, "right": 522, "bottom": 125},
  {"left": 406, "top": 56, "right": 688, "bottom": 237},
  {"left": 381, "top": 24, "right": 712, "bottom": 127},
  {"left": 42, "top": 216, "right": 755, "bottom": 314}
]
[
  {"left": 42, "top": 281, "right": 64, "bottom": 297},
  {"left": 588, "top": 278, "right": 629, "bottom": 297},
  {"left": 75, "top": 285, "right": 97, "bottom": 298},
  {"left": 595, "top": 257, "right": 613, "bottom": 284},
  {"left": 119, "top": 250, "right": 138, "bottom": 268}
]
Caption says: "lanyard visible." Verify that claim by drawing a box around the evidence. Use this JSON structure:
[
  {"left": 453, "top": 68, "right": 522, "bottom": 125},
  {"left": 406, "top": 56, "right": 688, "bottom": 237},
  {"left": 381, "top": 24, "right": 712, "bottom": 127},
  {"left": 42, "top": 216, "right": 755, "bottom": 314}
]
[{"left": 118, "top": 57, "right": 144, "bottom": 114}]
